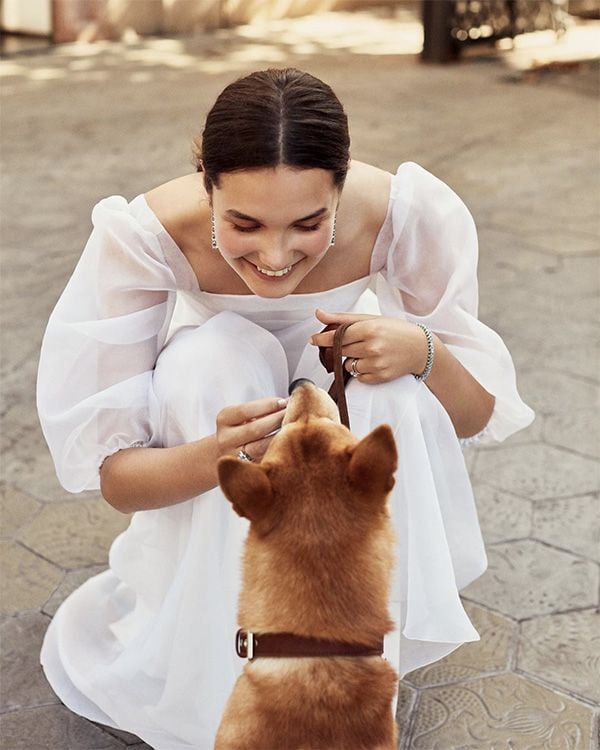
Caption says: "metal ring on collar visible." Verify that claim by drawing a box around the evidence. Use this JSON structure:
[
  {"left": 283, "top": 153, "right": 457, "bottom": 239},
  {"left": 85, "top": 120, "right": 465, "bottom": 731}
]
[{"left": 237, "top": 447, "right": 253, "bottom": 462}]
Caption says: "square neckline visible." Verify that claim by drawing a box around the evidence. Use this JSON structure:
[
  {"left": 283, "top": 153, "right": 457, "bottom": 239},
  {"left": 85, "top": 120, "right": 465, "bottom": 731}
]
[{"left": 136, "top": 171, "right": 395, "bottom": 299}]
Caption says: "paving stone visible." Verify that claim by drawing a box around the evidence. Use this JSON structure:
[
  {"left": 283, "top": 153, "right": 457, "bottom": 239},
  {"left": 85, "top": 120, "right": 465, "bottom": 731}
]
[
  {"left": 462, "top": 539, "right": 599, "bottom": 620},
  {"left": 395, "top": 681, "right": 417, "bottom": 746},
  {"left": 19, "top": 498, "right": 131, "bottom": 569},
  {"left": 473, "top": 443, "right": 600, "bottom": 501},
  {"left": 43, "top": 564, "right": 109, "bottom": 616},
  {"left": 404, "top": 602, "right": 516, "bottom": 689},
  {"left": 471, "top": 482, "right": 532, "bottom": 544},
  {"left": 0, "top": 540, "right": 62, "bottom": 616},
  {"left": 515, "top": 369, "right": 600, "bottom": 418},
  {"left": 518, "top": 609, "right": 600, "bottom": 705},
  {"left": 543, "top": 408, "right": 600, "bottom": 460},
  {"left": 0, "top": 705, "right": 127, "bottom": 749},
  {"left": 90, "top": 722, "right": 149, "bottom": 747},
  {"left": 532, "top": 494, "right": 600, "bottom": 563},
  {"left": 516, "top": 227, "right": 599, "bottom": 255},
  {"left": 0, "top": 612, "right": 57, "bottom": 711},
  {"left": 408, "top": 673, "right": 595, "bottom": 749},
  {"left": 2, "top": 420, "right": 85, "bottom": 504},
  {"left": 0, "top": 483, "right": 41, "bottom": 538}
]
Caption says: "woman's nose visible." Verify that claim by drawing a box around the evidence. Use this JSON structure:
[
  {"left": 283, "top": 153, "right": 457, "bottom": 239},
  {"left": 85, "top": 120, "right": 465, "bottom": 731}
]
[{"left": 257, "top": 237, "right": 290, "bottom": 269}]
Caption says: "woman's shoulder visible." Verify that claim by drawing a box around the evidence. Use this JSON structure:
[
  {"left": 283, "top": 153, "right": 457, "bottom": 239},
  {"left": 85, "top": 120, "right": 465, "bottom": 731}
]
[{"left": 143, "top": 172, "right": 209, "bottom": 240}]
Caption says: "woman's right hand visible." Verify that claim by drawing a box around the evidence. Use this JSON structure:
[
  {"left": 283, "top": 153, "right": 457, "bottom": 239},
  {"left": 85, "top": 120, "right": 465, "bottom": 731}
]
[{"left": 215, "top": 396, "right": 288, "bottom": 463}]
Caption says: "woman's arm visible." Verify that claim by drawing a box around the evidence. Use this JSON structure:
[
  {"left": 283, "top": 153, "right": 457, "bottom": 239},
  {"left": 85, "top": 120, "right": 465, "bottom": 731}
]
[
  {"left": 100, "top": 437, "right": 219, "bottom": 514},
  {"left": 101, "top": 396, "right": 288, "bottom": 514},
  {"left": 412, "top": 328, "right": 496, "bottom": 439}
]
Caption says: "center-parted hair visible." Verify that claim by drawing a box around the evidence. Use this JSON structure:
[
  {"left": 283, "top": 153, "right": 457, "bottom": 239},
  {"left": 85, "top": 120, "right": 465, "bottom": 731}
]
[{"left": 192, "top": 68, "right": 350, "bottom": 193}]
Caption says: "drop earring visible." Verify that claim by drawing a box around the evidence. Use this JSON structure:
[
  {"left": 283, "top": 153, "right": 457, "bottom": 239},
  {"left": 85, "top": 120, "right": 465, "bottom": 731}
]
[
  {"left": 211, "top": 211, "right": 218, "bottom": 251},
  {"left": 329, "top": 213, "right": 337, "bottom": 247}
]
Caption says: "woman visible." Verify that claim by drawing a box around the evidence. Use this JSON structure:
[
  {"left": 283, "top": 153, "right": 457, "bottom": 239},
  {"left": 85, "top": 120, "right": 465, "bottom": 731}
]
[{"left": 36, "top": 68, "right": 534, "bottom": 749}]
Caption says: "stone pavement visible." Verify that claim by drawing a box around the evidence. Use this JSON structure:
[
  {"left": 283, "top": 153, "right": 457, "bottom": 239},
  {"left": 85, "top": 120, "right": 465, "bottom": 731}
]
[{"left": 1, "top": 8, "right": 599, "bottom": 750}]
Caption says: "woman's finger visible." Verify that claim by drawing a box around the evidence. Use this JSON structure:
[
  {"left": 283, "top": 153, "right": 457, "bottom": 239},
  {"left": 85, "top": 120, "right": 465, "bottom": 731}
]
[
  {"left": 224, "top": 408, "right": 287, "bottom": 452},
  {"left": 310, "top": 322, "right": 369, "bottom": 349},
  {"left": 217, "top": 396, "right": 287, "bottom": 429}
]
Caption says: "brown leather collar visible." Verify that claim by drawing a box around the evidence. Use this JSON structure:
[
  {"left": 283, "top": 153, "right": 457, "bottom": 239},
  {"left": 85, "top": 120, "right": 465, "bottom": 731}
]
[{"left": 236, "top": 628, "right": 384, "bottom": 661}]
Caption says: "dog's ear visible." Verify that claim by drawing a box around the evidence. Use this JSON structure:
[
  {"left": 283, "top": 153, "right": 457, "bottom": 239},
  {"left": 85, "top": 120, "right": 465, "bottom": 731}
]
[
  {"left": 217, "top": 456, "right": 273, "bottom": 523},
  {"left": 347, "top": 424, "right": 397, "bottom": 495}
]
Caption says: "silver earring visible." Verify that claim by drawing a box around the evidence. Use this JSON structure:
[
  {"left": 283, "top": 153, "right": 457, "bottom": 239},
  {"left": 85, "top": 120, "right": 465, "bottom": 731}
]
[
  {"left": 211, "top": 211, "right": 218, "bottom": 250},
  {"left": 330, "top": 213, "right": 337, "bottom": 247}
]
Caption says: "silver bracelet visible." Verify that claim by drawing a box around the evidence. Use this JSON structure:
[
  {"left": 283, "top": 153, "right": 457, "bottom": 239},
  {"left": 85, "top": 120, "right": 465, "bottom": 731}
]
[{"left": 412, "top": 323, "right": 434, "bottom": 382}]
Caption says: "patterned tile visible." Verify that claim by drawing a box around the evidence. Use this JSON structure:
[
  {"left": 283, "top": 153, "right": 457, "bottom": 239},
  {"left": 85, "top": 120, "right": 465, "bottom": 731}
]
[
  {"left": 543, "top": 409, "right": 600, "bottom": 460},
  {"left": 0, "top": 612, "right": 57, "bottom": 711},
  {"left": 532, "top": 494, "right": 600, "bottom": 563},
  {"left": 0, "top": 705, "right": 126, "bottom": 749},
  {"left": 408, "top": 673, "right": 595, "bottom": 749},
  {"left": 404, "top": 602, "right": 516, "bottom": 688},
  {"left": 473, "top": 443, "right": 600, "bottom": 501},
  {"left": 0, "top": 483, "right": 41, "bottom": 538},
  {"left": 0, "top": 540, "right": 62, "bottom": 616},
  {"left": 472, "top": 482, "right": 532, "bottom": 544},
  {"left": 19, "top": 498, "right": 130, "bottom": 569},
  {"left": 462, "top": 539, "right": 599, "bottom": 619},
  {"left": 514, "top": 370, "right": 599, "bottom": 418},
  {"left": 43, "top": 564, "right": 109, "bottom": 616},
  {"left": 518, "top": 609, "right": 600, "bottom": 704}
]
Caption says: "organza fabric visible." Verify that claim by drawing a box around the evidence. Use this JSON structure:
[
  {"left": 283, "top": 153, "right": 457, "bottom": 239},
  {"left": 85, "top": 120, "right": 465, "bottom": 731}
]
[{"left": 37, "top": 162, "right": 534, "bottom": 749}]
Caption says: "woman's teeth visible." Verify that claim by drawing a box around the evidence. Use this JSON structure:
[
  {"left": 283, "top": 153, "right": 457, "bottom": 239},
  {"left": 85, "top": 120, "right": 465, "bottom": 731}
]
[{"left": 255, "top": 264, "right": 293, "bottom": 277}]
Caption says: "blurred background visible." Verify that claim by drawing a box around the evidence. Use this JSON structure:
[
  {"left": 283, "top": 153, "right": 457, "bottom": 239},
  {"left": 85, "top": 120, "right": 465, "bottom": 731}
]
[{"left": 1, "top": 1, "right": 599, "bottom": 748}]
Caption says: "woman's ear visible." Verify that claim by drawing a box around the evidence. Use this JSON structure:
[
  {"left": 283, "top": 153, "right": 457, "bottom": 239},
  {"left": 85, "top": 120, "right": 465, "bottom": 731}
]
[{"left": 217, "top": 457, "right": 273, "bottom": 523}]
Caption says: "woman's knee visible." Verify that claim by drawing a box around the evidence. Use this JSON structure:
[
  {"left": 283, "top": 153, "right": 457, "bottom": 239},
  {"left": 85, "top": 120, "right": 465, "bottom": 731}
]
[{"left": 153, "top": 312, "right": 288, "bottom": 403}]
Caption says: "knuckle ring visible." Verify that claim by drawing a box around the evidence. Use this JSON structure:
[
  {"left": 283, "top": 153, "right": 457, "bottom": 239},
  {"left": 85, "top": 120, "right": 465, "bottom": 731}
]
[
  {"left": 237, "top": 446, "right": 253, "bottom": 462},
  {"left": 350, "top": 358, "right": 360, "bottom": 378}
]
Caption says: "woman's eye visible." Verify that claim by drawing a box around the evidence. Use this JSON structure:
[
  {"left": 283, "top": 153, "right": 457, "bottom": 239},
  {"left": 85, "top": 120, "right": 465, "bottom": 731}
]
[
  {"left": 233, "top": 225, "right": 259, "bottom": 233},
  {"left": 296, "top": 224, "right": 322, "bottom": 232}
]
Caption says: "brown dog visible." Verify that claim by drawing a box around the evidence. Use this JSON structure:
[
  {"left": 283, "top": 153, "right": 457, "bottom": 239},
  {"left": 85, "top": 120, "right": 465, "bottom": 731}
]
[{"left": 215, "top": 381, "right": 399, "bottom": 750}]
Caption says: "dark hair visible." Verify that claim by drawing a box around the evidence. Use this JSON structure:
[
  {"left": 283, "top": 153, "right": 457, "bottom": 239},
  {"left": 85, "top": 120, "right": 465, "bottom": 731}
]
[{"left": 191, "top": 68, "right": 350, "bottom": 195}]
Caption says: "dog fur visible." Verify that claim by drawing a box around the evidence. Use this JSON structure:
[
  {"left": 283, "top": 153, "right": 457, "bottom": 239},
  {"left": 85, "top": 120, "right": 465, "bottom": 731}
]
[{"left": 215, "top": 382, "right": 399, "bottom": 750}]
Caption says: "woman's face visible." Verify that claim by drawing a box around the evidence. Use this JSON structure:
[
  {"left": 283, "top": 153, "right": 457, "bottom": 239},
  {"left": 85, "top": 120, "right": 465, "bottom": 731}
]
[{"left": 210, "top": 165, "right": 340, "bottom": 298}]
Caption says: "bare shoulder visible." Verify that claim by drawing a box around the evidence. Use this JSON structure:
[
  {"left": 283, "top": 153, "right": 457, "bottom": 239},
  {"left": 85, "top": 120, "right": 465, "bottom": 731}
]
[
  {"left": 340, "top": 160, "right": 392, "bottom": 235},
  {"left": 143, "top": 172, "right": 209, "bottom": 247}
]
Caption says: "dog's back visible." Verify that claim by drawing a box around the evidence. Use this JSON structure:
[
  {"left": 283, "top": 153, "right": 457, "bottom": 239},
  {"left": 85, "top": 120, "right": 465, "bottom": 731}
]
[{"left": 216, "top": 383, "right": 399, "bottom": 749}]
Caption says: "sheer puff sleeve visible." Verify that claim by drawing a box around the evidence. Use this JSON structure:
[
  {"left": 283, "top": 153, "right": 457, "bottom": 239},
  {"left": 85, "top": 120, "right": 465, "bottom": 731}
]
[
  {"left": 36, "top": 196, "right": 179, "bottom": 493},
  {"left": 373, "top": 162, "right": 535, "bottom": 444}
]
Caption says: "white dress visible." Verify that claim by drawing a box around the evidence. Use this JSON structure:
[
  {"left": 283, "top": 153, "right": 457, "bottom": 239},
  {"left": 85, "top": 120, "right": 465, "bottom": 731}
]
[{"left": 36, "top": 161, "right": 534, "bottom": 750}]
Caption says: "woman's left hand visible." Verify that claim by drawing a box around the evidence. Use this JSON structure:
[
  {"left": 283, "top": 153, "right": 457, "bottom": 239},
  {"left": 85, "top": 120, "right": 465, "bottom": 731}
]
[{"left": 309, "top": 308, "right": 428, "bottom": 384}]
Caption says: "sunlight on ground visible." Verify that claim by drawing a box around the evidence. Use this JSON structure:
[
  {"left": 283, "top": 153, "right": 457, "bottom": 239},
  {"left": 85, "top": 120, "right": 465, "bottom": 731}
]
[{"left": 0, "top": 10, "right": 598, "bottom": 91}]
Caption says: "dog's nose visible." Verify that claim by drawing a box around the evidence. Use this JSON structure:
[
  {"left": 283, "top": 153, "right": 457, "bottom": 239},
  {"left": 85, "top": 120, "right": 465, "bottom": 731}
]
[{"left": 288, "top": 378, "right": 314, "bottom": 395}]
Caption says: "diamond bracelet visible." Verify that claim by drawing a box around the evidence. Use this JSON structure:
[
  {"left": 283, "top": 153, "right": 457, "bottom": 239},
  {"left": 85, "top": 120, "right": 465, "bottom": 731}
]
[{"left": 412, "top": 323, "right": 434, "bottom": 382}]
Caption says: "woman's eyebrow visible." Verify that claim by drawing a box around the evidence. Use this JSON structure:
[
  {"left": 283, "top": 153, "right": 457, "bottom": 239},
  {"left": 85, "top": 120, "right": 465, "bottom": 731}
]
[{"left": 225, "top": 207, "right": 329, "bottom": 223}]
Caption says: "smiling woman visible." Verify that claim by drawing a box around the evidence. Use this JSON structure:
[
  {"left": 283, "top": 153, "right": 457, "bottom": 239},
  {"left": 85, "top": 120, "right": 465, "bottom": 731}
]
[{"left": 35, "top": 67, "right": 535, "bottom": 749}]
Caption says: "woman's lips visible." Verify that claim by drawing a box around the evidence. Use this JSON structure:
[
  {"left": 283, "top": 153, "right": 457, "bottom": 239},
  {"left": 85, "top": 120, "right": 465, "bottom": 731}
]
[{"left": 244, "top": 258, "right": 299, "bottom": 281}]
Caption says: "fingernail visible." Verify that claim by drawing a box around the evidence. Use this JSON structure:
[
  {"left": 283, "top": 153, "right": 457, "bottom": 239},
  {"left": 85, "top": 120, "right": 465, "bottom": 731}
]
[
  {"left": 277, "top": 398, "right": 288, "bottom": 408},
  {"left": 309, "top": 337, "right": 315, "bottom": 345}
]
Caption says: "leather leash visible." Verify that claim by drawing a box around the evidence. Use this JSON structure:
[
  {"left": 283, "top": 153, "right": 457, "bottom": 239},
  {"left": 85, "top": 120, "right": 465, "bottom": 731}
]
[{"left": 318, "top": 322, "right": 354, "bottom": 429}]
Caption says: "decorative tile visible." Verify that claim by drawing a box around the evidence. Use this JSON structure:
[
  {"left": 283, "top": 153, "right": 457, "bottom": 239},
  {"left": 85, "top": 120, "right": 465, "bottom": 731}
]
[
  {"left": 543, "top": 409, "right": 600, "bottom": 460},
  {"left": 0, "top": 540, "right": 62, "bottom": 616},
  {"left": 43, "top": 564, "right": 109, "bottom": 616},
  {"left": 395, "top": 681, "right": 417, "bottom": 746},
  {"left": 404, "top": 602, "right": 516, "bottom": 689},
  {"left": 19, "top": 498, "right": 130, "bottom": 569},
  {"left": 473, "top": 443, "right": 600, "bottom": 501},
  {"left": 471, "top": 482, "right": 532, "bottom": 544},
  {"left": 518, "top": 609, "right": 600, "bottom": 704},
  {"left": 532, "top": 494, "right": 600, "bottom": 563},
  {"left": 0, "top": 483, "right": 41, "bottom": 538},
  {"left": 0, "top": 612, "right": 57, "bottom": 711},
  {"left": 409, "top": 673, "right": 595, "bottom": 749},
  {"left": 513, "top": 370, "right": 599, "bottom": 418},
  {"left": 462, "top": 539, "right": 598, "bottom": 619},
  {"left": 0, "top": 705, "right": 126, "bottom": 749}
]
